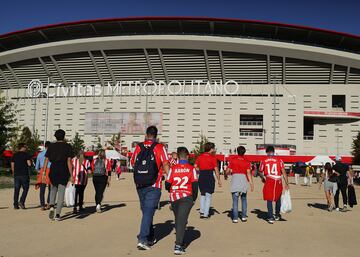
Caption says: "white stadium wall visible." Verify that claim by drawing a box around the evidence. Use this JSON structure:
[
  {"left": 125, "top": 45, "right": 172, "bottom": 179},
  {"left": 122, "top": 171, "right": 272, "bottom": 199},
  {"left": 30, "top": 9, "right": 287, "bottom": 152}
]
[{"left": 0, "top": 19, "right": 360, "bottom": 155}]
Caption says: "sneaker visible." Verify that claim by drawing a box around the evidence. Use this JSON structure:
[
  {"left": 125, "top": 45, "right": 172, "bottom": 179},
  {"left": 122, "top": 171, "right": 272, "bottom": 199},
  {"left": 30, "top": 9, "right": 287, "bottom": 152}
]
[
  {"left": 342, "top": 205, "right": 347, "bottom": 212},
  {"left": 54, "top": 214, "right": 61, "bottom": 221},
  {"left": 73, "top": 207, "right": 78, "bottom": 214},
  {"left": 200, "top": 215, "right": 209, "bottom": 219},
  {"left": 14, "top": 205, "right": 19, "bottom": 210},
  {"left": 174, "top": 245, "right": 186, "bottom": 255},
  {"left": 232, "top": 219, "right": 238, "bottom": 223},
  {"left": 137, "top": 242, "right": 151, "bottom": 250},
  {"left": 241, "top": 217, "right": 248, "bottom": 222},
  {"left": 19, "top": 202, "right": 26, "bottom": 209},
  {"left": 274, "top": 215, "right": 281, "bottom": 221},
  {"left": 335, "top": 208, "right": 340, "bottom": 212},
  {"left": 148, "top": 238, "right": 157, "bottom": 246},
  {"left": 96, "top": 204, "right": 101, "bottom": 213},
  {"left": 40, "top": 207, "right": 46, "bottom": 211},
  {"left": 49, "top": 207, "right": 55, "bottom": 220},
  {"left": 267, "top": 218, "right": 275, "bottom": 224}
]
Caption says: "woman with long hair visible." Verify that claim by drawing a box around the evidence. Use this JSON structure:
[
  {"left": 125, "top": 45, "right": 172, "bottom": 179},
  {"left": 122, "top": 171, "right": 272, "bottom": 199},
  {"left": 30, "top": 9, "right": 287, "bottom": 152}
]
[
  {"left": 72, "top": 150, "right": 91, "bottom": 213},
  {"left": 92, "top": 150, "right": 111, "bottom": 213},
  {"left": 319, "top": 162, "right": 338, "bottom": 212}
]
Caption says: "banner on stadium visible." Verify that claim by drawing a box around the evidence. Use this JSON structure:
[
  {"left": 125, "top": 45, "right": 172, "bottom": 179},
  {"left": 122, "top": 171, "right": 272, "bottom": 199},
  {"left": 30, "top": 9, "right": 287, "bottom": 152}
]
[{"left": 85, "top": 112, "right": 162, "bottom": 135}]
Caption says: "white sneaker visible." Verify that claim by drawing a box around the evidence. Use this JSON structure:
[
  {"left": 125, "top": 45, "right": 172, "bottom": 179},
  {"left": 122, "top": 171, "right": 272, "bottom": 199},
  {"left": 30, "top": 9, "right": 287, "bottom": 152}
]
[
  {"left": 232, "top": 219, "right": 238, "bottom": 223},
  {"left": 241, "top": 217, "right": 248, "bottom": 222},
  {"left": 96, "top": 204, "right": 101, "bottom": 213},
  {"left": 335, "top": 208, "right": 340, "bottom": 212},
  {"left": 137, "top": 242, "right": 151, "bottom": 250}
]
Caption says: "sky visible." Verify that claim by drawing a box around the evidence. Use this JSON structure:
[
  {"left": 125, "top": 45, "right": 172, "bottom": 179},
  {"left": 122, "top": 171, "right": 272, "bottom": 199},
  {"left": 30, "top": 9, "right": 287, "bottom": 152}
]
[{"left": 0, "top": 0, "right": 359, "bottom": 35}]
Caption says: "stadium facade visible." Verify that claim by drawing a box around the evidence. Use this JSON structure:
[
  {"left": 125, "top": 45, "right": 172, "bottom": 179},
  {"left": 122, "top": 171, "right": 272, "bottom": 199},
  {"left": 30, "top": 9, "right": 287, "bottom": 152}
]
[{"left": 0, "top": 17, "right": 359, "bottom": 155}]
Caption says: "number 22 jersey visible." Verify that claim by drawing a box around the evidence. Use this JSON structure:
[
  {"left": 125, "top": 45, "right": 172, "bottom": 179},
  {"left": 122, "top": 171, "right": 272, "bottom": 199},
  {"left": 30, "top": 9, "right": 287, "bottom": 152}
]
[{"left": 166, "top": 163, "right": 198, "bottom": 202}]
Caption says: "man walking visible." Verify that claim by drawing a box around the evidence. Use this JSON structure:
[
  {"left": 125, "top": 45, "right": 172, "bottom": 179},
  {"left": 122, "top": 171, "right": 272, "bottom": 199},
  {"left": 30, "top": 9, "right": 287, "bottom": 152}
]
[
  {"left": 11, "top": 143, "right": 32, "bottom": 209},
  {"left": 131, "top": 126, "right": 170, "bottom": 250},
  {"left": 35, "top": 141, "right": 51, "bottom": 210},
  {"left": 333, "top": 156, "right": 352, "bottom": 211},
  {"left": 259, "top": 146, "right": 289, "bottom": 224}
]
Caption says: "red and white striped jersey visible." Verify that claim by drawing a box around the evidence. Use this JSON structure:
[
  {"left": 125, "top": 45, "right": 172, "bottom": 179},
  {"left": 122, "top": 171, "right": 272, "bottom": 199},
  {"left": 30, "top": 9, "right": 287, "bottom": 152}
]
[
  {"left": 259, "top": 157, "right": 285, "bottom": 180},
  {"left": 72, "top": 158, "right": 91, "bottom": 185},
  {"left": 169, "top": 157, "right": 178, "bottom": 167},
  {"left": 166, "top": 163, "right": 198, "bottom": 202}
]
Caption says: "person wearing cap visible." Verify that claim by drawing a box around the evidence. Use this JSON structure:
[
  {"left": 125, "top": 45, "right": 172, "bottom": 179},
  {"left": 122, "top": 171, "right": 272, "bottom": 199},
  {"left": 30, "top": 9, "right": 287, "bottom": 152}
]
[
  {"left": 333, "top": 156, "right": 353, "bottom": 211},
  {"left": 35, "top": 141, "right": 52, "bottom": 210},
  {"left": 43, "top": 129, "right": 74, "bottom": 221}
]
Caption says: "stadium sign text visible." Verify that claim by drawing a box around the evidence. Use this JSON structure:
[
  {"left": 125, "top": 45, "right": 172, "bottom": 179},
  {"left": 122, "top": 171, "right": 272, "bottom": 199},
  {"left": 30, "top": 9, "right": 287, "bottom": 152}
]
[{"left": 27, "top": 79, "right": 242, "bottom": 98}]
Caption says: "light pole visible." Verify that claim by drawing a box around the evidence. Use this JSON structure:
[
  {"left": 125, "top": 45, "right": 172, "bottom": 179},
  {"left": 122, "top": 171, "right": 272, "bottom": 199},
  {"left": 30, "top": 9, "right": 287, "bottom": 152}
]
[
  {"left": 43, "top": 75, "right": 52, "bottom": 145},
  {"left": 335, "top": 128, "right": 340, "bottom": 156},
  {"left": 272, "top": 77, "right": 277, "bottom": 145},
  {"left": 103, "top": 108, "right": 110, "bottom": 146}
]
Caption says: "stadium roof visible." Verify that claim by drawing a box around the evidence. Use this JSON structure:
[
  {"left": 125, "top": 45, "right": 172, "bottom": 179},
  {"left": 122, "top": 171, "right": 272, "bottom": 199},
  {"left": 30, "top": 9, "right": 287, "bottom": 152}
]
[{"left": 1, "top": 17, "right": 360, "bottom": 54}]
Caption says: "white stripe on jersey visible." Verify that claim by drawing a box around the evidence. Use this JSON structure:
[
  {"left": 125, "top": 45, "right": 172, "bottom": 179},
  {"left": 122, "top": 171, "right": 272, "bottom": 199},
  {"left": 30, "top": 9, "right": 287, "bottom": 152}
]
[
  {"left": 193, "top": 168, "right": 197, "bottom": 180},
  {"left": 167, "top": 168, "right": 173, "bottom": 180}
]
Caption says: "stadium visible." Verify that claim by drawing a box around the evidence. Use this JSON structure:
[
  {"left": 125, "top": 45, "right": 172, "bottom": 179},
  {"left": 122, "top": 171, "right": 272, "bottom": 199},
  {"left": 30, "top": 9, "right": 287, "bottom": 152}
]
[{"left": 0, "top": 17, "right": 359, "bottom": 157}]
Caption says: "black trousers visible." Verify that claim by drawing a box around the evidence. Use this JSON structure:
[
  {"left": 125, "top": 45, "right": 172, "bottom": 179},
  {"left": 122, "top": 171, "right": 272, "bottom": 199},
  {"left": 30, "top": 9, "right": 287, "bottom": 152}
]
[
  {"left": 39, "top": 184, "right": 51, "bottom": 207},
  {"left": 171, "top": 196, "right": 193, "bottom": 246},
  {"left": 75, "top": 184, "right": 87, "bottom": 208},
  {"left": 93, "top": 176, "right": 108, "bottom": 205},
  {"left": 13, "top": 176, "right": 30, "bottom": 207},
  {"left": 335, "top": 183, "right": 348, "bottom": 208}
]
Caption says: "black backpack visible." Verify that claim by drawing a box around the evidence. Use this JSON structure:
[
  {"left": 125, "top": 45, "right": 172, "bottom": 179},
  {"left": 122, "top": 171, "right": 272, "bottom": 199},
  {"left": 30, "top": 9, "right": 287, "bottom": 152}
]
[{"left": 133, "top": 142, "right": 159, "bottom": 187}]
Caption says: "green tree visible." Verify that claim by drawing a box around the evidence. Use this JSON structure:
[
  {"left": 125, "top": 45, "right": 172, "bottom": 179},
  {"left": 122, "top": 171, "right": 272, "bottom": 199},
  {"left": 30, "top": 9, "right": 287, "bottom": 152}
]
[
  {"left": 0, "top": 92, "right": 17, "bottom": 153},
  {"left": 11, "top": 127, "right": 41, "bottom": 157},
  {"left": 108, "top": 133, "right": 124, "bottom": 150},
  {"left": 71, "top": 132, "right": 85, "bottom": 157},
  {"left": 193, "top": 133, "right": 209, "bottom": 156},
  {"left": 95, "top": 136, "right": 103, "bottom": 153},
  {"left": 352, "top": 131, "right": 360, "bottom": 165}
]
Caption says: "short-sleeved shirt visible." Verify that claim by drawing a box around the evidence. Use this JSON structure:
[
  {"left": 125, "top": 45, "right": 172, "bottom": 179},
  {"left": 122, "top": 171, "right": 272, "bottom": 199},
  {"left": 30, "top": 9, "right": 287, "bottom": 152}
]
[
  {"left": 166, "top": 162, "right": 198, "bottom": 202},
  {"left": 45, "top": 142, "right": 73, "bottom": 163},
  {"left": 11, "top": 151, "right": 31, "bottom": 177},
  {"left": 45, "top": 141, "right": 73, "bottom": 185},
  {"left": 195, "top": 152, "right": 217, "bottom": 171},
  {"left": 228, "top": 156, "right": 251, "bottom": 175},
  {"left": 333, "top": 162, "right": 349, "bottom": 184},
  {"left": 130, "top": 140, "right": 169, "bottom": 189},
  {"left": 259, "top": 157, "right": 285, "bottom": 180}
]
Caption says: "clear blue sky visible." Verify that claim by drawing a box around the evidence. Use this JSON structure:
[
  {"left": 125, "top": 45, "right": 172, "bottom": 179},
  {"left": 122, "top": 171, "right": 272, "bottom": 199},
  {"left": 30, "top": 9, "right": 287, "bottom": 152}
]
[{"left": 0, "top": 0, "right": 359, "bottom": 35}]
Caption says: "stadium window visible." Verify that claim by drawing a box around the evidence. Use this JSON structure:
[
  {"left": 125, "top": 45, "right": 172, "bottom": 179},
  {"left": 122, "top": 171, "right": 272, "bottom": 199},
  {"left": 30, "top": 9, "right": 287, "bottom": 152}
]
[
  {"left": 332, "top": 95, "right": 346, "bottom": 111},
  {"left": 303, "top": 118, "right": 314, "bottom": 140},
  {"left": 240, "top": 115, "right": 263, "bottom": 126}
]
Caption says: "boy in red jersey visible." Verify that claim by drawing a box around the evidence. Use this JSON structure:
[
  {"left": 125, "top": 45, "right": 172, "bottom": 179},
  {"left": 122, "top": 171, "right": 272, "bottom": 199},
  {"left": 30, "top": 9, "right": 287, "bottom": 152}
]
[
  {"left": 259, "top": 145, "right": 289, "bottom": 224},
  {"left": 166, "top": 147, "right": 198, "bottom": 255}
]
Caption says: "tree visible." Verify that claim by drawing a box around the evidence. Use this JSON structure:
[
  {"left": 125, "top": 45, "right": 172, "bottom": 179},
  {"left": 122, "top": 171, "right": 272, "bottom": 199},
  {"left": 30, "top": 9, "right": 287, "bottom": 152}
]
[
  {"left": 95, "top": 136, "right": 103, "bottom": 153},
  {"left": 108, "top": 133, "right": 124, "bottom": 150},
  {"left": 71, "top": 132, "right": 85, "bottom": 157},
  {"left": 352, "top": 131, "right": 360, "bottom": 165},
  {"left": 0, "top": 92, "right": 17, "bottom": 153},
  {"left": 193, "top": 133, "right": 209, "bottom": 156},
  {"left": 11, "top": 127, "right": 41, "bottom": 157}
]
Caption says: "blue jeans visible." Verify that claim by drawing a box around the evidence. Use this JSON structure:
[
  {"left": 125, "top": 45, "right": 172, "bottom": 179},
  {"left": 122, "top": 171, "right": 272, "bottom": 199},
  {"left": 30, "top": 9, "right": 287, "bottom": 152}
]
[
  {"left": 13, "top": 176, "right": 30, "bottom": 207},
  {"left": 267, "top": 199, "right": 281, "bottom": 219},
  {"left": 137, "top": 187, "right": 161, "bottom": 243},
  {"left": 232, "top": 192, "right": 247, "bottom": 220},
  {"left": 200, "top": 193, "right": 212, "bottom": 217}
]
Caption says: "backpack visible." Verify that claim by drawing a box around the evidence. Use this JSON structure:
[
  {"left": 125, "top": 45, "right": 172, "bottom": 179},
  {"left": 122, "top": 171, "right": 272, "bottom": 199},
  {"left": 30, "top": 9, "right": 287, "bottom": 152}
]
[
  {"left": 133, "top": 142, "right": 159, "bottom": 187},
  {"left": 93, "top": 159, "right": 106, "bottom": 176}
]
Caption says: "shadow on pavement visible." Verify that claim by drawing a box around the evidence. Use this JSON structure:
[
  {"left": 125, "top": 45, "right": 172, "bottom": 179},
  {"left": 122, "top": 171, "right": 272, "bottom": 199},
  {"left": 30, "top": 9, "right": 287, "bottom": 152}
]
[
  {"left": 61, "top": 203, "right": 127, "bottom": 220},
  {"left": 307, "top": 203, "right": 328, "bottom": 210},
  {"left": 184, "top": 226, "right": 201, "bottom": 248},
  {"left": 154, "top": 220, "right": 174, "bottom": 243}
]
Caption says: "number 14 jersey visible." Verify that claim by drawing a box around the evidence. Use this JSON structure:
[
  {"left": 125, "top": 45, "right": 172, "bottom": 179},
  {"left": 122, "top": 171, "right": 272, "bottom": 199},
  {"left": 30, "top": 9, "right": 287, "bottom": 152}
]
[{"left": 166, "top": 163, "right": 198, "bottom": 202}]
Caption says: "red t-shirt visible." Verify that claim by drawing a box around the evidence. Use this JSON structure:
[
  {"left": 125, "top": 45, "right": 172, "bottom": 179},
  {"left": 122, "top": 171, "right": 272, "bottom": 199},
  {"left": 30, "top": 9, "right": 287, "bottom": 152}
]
[
  {"left": 130, "top": 140, "right": 169, "bottom": 189},
  {"left": 228, "top": 156, "right": 251, "bottom": 175},
  {"left": 166, "top": 163, "right": 198, "bottom": 202},
  {"left": 259, "top": 157, "right": 284, "bottom": 180},
  {"left": 195, "top": 152, "right": 217, "bottom": 171}
]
